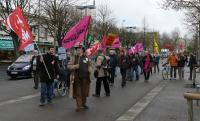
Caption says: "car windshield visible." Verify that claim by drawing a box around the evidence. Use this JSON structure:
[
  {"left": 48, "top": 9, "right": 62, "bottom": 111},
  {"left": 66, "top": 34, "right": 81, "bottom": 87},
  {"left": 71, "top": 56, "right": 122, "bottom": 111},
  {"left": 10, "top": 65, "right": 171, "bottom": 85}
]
[{"left": 15, "top": 54, "right": 33, "bottom": 63}]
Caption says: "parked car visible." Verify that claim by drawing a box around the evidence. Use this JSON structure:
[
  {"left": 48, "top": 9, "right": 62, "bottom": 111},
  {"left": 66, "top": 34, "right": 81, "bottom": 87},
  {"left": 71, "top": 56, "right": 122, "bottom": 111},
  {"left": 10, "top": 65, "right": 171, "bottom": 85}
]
[{"left": 7, "top": 54, "right": 34, "bottom": 79}]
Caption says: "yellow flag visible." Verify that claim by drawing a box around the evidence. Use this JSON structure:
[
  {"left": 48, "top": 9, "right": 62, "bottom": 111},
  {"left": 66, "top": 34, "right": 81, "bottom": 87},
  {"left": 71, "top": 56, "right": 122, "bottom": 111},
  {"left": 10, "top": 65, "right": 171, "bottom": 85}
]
[{"left": 153, "top": 32, "right": 160, "bottom": 54}]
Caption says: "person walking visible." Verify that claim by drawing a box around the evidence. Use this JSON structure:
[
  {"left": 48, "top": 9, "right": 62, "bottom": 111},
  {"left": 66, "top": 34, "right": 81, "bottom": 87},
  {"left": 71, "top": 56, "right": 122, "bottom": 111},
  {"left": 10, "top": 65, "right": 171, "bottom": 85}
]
[
  {"left": 142, "top": 51, "right": 153, "bottom": 82},
  {"left": 108, "top": 49, "right": 117, "bottom": 86},
  {"left": 31, "top": 50, "right": 40, "bottom": 89},
  {"left": 177, "top": 52, "right": 186, "bottom": 80},
  {"left": 38, "top": 46, "right": 59, "bottom": 106},
  {"left": 154, "top": 54, "right": 160, "bottom": 73},
  {"left": 132, "top": 53, "right": 139, "bottom": 81},
  {"left": 188, "top": 53, "right": 197, "bottom": 87},
  {"left": 67, "top": 45, "right": 91, "bottom": 112},
  {"left": 118, "top": 50, "right": 130, "bottom": 87},
  {"left": 93, "top": 49, "right": 110, "bottom": 97},
  {"left": 167, "top": 51, "right": 178, "bottom": 80}
]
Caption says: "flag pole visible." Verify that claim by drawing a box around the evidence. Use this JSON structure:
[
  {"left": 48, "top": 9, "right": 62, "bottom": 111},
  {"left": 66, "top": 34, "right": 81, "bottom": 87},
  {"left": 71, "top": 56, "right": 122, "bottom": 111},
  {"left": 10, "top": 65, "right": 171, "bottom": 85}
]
[{"left": 34, "top": 41, "right": 51, "bottom": 80}]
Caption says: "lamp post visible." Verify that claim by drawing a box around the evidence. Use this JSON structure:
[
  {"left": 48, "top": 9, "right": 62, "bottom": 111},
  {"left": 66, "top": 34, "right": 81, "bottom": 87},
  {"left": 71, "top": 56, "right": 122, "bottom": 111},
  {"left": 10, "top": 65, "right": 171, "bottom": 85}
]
[{"left": 76, "top": 0, "right": 96, "bottom": 16}]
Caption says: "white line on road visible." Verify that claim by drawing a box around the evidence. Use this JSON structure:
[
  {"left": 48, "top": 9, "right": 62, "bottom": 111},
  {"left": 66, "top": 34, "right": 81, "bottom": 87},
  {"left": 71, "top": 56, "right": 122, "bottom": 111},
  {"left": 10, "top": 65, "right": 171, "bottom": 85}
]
[
  {"left": 0, "top": 93, "right": 40, "bottom": 107},
  {"left": 115, "top": 81, "right": 168, "bottom": 121}
]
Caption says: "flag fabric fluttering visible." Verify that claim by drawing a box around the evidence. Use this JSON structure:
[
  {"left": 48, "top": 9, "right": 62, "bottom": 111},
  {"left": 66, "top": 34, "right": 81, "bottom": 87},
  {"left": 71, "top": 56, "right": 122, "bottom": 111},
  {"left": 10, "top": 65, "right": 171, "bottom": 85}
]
[
  {"left": 111, "top": 37, "right": 121, "bottom": 48},
  {"left": 62, "top": 16, "right": 91, "bottom": 49},
  {"left": 4, "top": 7, "right": 34, "bottom": 51},
  {"left": 153, "top": 40, "right": 159, "bottom": 54},
  {"left": 85, "top": 41, "right": 100, "bottom": 57}
]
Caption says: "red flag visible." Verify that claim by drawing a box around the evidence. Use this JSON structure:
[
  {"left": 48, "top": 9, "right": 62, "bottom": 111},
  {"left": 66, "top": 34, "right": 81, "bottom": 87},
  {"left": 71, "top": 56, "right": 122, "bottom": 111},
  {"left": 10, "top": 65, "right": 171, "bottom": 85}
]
[
  {"left": 85, "top": 42, "right": 100, "bottom": 57},
  {"left": 62, "top": 16, "right": 91, "bottom": 49},
  {"left": 105, "top": 33, "right": 117, "bottom": 46},
  {"left": 4, "top": 7, "right": 34, "bottom": 51}
]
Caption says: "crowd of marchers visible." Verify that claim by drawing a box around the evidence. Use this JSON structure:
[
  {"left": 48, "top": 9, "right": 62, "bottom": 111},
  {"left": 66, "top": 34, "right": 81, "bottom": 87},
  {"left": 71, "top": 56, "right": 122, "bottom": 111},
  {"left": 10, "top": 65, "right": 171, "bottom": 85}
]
[{"left": 31, "top": 45, "right": 198, "bottom": 112}]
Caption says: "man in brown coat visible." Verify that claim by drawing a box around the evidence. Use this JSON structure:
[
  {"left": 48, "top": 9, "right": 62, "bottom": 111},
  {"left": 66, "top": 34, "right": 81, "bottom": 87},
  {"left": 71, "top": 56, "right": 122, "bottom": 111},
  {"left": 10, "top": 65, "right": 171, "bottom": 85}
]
[{"left": 68, "top": 45, "right": 91, "bottom": 112}]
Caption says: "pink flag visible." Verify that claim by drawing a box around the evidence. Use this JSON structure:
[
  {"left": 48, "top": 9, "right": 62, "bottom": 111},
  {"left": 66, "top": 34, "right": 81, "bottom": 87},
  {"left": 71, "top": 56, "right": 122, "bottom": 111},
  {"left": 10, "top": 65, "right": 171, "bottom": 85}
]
[
  {"left": 62, "top": 16, "right": 91, "bottom": 49},
  {"left": 111, "top": 37, "right": 121, "bottom": 48},
  {"left": 134, "top": 42, "right": 144, "bottom": 52},
  {"left": 99, "top": 35, "right": 107, "bottom": 50},
  {"left": 128, "top": 46, "right": 136, "bottom": 55},
  {"left": 85, "top": 42, "right": 100, "bottom": 57}
]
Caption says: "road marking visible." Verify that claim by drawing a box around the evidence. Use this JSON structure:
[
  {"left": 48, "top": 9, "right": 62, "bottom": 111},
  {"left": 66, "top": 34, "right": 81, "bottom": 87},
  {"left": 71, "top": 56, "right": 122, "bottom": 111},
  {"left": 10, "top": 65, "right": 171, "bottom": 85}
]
[
  {"left": 115, "top": 81, "right": 168, "bottom": 121},
  {"left": 0, "top": 93, "right": 40, "bottom": 107}
]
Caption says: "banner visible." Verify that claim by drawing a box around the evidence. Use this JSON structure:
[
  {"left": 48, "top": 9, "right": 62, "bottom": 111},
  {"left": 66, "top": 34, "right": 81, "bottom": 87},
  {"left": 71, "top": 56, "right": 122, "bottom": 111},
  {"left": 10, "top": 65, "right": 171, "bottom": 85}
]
[
  {"left": 4, "top": 7, "right": 34, "bottom": 51},
  {"left": 85, "top": 41, "right": 100, "bottom": 57},
  {"left": 105, "top": 33, "right": 117, "bottom": 46},
  {"left": 135, "top": 42, "right": 144, "bottom": 52},
  {"left": 128, "top": 46, "right": 136, "bottom": 55},
  {"left": 99, "top": 35, "right": 107, "bottom": 50},
  {"left": 153, "top": 32, "right": 160, "bottom": 54},
  {"left": 62, "top": 16, "right": 91, "bottom": 49},
  {"left": 111, "top": 37, "right": 121, "bottom": 48}
]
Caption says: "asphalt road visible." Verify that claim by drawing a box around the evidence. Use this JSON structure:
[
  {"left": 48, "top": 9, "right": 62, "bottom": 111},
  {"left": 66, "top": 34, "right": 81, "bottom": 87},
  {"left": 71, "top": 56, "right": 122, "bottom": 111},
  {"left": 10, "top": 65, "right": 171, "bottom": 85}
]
[{"left": 0, "top": 65, "right": 164, "bottom": 121}]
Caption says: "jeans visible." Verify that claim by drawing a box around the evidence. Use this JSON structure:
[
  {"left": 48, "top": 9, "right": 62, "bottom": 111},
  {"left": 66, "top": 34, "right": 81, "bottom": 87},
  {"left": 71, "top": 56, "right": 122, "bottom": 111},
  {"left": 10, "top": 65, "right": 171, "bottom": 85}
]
[
  {"left": 40, "top": 82, "right": 53, "bottom": 103},
  {"left": 132, "top": 65, "right": 139, "bottom": 80},
  {"left": 126, "top": 68, "right": 133, "bottom": 81},
  {"left": 170, "top": 66, "right": 177, "bottom": 79}
]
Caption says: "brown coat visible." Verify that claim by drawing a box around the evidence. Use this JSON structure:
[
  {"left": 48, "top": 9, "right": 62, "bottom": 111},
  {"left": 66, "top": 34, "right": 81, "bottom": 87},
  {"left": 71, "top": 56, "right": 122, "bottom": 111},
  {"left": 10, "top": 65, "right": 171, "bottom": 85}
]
[{"left": 68, "top": 55, "right": 91, "bottom": 99}]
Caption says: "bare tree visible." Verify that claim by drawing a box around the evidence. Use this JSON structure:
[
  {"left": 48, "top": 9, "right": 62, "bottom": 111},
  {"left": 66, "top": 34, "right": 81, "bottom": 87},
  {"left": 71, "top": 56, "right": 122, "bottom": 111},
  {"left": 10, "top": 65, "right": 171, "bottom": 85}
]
[
  {"left": 39, "top": 0, "right": 82, "bottom": 47},
  {"left": 96, "top": 3, "right": 116, "bottom": 36}
]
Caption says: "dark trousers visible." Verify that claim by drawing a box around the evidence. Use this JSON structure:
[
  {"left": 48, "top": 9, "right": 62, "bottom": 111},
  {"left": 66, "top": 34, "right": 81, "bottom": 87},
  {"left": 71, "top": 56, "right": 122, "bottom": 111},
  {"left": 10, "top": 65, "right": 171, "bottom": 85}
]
[
  {"left": 33, "top": 71, "right": 39, "bottom": 88},
  {"left": 132, "top": 65, "right": 139, "bottom": 80},
  {"left": 170, "top": 66, "right": 177, "bottom": 78},
  {"left": 95, "top": 77, "right": 110, "bottom": 95},
  {"left": 40, "top": 82, "right": 53, "bottom": 103},
  {"left": 189, "top": 66, "right": 194, "bottom": 80},
  {"left": 109, "top": 68, "right": 115, "bottom": 84},
  {"left": 154, "top": 63, "right": 159, "bottom": 73},
  {"left": 143, "top": 70, "right": 150, "bottom": 80},
  {"left": 120, "top": 68, "right": 127, "bottom": 86}
]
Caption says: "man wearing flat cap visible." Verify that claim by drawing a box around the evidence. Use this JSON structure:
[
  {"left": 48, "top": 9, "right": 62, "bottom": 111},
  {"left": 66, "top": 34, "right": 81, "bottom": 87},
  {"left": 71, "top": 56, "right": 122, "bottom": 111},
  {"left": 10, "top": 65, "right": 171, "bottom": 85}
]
[{"left": 67, "top": 45, "right": 91, "bottom": 112}]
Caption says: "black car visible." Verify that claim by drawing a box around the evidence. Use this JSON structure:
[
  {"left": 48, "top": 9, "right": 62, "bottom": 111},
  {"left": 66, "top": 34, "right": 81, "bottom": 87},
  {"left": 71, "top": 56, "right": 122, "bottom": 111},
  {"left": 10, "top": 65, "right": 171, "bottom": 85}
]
[{"left": 7, "top": 54, "right": 34, "bottom": 79}]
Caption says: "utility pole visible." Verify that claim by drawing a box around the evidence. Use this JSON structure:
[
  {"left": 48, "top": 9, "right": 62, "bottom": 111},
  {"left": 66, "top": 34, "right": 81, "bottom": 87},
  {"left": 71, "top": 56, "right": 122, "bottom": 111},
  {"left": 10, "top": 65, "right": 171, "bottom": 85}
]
[
  {"left": 37, "top": 0, "right": 41, "bottom": 51},
  {"left": 143, "top": 17, "right": 146, "bottom": 50}
]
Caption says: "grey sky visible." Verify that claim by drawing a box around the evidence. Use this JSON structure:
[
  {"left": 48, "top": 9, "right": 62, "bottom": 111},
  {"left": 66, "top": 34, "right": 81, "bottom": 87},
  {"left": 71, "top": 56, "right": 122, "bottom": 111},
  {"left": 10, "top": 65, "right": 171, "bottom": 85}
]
[{"left": 84, "top": 0, "right": 186, "bottom": 36}]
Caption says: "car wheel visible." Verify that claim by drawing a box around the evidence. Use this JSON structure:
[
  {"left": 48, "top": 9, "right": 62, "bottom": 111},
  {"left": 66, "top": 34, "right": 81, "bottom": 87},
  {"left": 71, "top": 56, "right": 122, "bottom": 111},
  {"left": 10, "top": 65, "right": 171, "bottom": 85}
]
[{"left": 11, "top": 75, "right": 17, "bottom": 79}]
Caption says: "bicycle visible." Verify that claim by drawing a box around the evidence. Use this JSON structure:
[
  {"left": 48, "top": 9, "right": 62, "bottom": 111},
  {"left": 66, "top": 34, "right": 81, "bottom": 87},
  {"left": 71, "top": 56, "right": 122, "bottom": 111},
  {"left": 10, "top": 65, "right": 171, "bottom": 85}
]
[{"left": 162, "top": 63, "right": 170, "bottom": 80}]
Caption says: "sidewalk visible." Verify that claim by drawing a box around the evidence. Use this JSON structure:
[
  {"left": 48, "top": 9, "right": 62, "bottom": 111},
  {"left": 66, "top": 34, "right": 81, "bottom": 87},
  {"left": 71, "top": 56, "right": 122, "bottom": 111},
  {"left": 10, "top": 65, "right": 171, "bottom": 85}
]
[{"left": 134, "top": 69, "right": 200, "bottom": 121}]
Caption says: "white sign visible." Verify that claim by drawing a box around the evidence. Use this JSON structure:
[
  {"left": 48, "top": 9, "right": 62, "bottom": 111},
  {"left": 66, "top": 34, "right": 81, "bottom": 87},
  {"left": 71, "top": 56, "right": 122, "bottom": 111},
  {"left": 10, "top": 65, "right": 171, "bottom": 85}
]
[
  {"left": 24, "top": 43, "right": 34, "bottom": 52},
  {"left": 58, "top": 47, "right": 67, "bottom": 60}
]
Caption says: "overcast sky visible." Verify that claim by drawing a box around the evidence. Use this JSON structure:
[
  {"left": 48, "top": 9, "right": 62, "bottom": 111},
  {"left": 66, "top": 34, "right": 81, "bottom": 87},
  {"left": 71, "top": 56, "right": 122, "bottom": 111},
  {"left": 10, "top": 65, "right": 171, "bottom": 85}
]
[{"left": 83, "top": 0, "right": 186, "bottom": 37}]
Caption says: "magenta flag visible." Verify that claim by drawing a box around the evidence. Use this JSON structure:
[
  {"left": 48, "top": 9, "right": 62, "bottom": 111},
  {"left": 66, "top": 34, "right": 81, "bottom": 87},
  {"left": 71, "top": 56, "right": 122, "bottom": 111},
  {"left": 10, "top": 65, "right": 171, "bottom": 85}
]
[
  {"left": 99, "top": 35, "right": 107, "bottom": 49},
  {"left": 135, "top": 42, "right": 144, "bottom": 52},
  {"left": 62, "top": 16, "right": 91, "bottom": 49},
  {"left": 111, "top": 37, "right": 121, "bottom": 48},
  {"left": 128, "top": 46, "right": 136, "bottom": 55}
]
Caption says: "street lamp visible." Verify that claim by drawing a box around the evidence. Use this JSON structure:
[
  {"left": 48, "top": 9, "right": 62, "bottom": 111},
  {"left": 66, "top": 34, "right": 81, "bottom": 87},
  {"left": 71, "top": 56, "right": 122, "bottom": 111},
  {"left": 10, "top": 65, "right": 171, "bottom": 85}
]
[{"left": 76, "top": 0, "right": 96, "bottom": 16}]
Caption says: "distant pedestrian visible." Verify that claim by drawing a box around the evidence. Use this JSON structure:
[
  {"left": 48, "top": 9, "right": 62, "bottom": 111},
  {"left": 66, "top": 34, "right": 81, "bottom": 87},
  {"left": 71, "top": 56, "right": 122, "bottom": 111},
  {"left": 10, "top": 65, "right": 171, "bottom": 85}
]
[
  {"left": 154, "top": 54, "right": 160, "bottom": 73},
  {"left": 177, "top": 52, "right": 186, "bottom": 80},
  {"left": 38, "top": 46, "right": 59, "bottom": 106},
  {"left": 118, "top": 50, "right": 130, "bottom": 87},
  {"left": 108, "top": 49, "right": 117, "bottom": 86},
  {"left": 167, "top": 51, "right": 178, "bottom": 80},
  {"left": 188, "top": 53, "right": 197, "bottom": 87},
  {"left": 31, "top": 50, "right": 40, "bottom": 89},
  {"left": 142, "top": 51, "right": 153, "bottom": 82}
]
